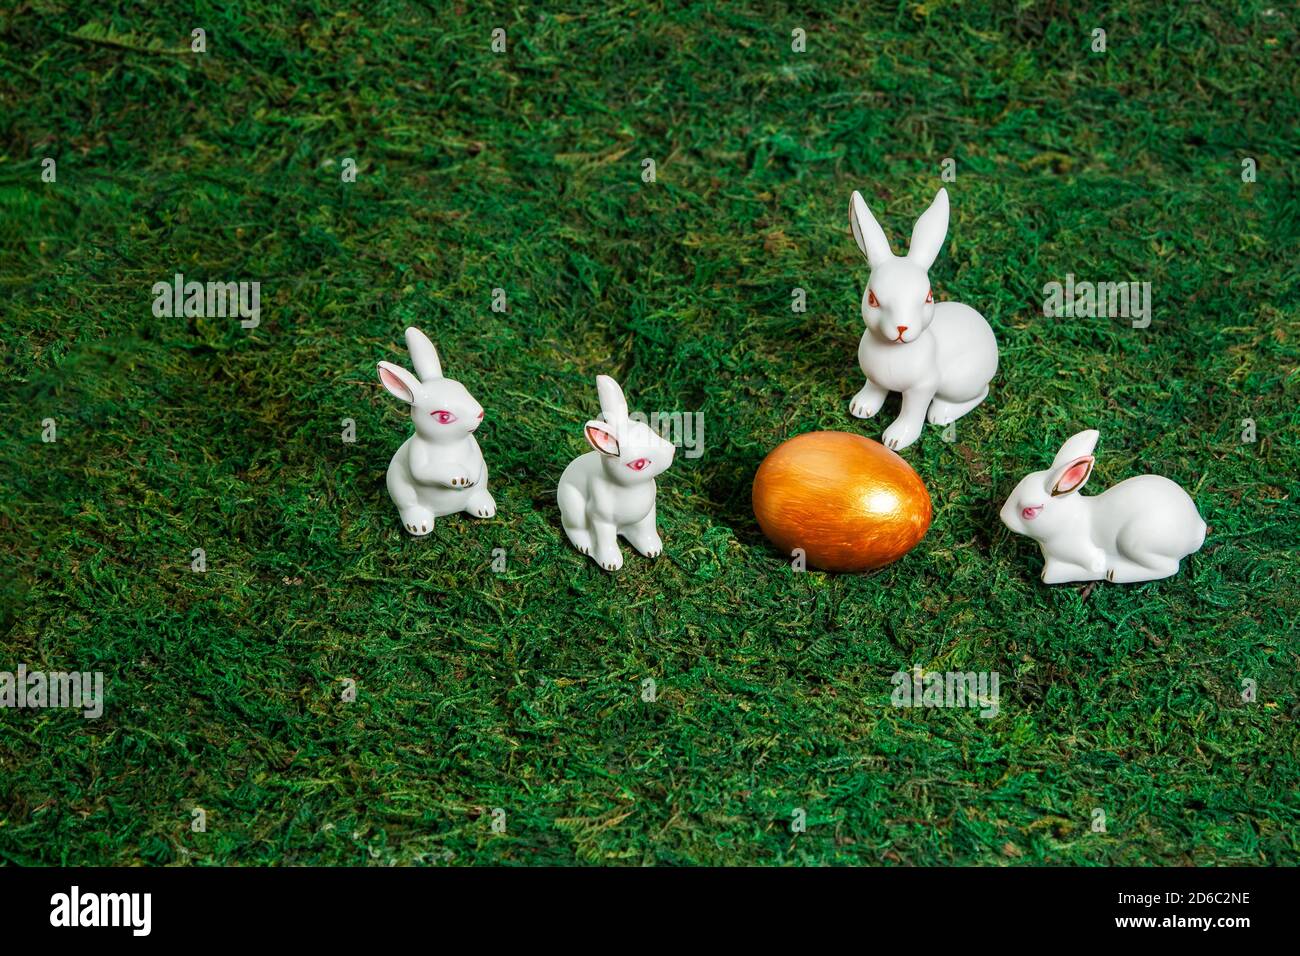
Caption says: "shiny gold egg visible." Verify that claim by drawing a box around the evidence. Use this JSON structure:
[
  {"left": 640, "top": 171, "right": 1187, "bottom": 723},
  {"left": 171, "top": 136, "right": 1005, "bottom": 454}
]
[{"left": 752, "top": 431, "right": 931, "bottom": 572}]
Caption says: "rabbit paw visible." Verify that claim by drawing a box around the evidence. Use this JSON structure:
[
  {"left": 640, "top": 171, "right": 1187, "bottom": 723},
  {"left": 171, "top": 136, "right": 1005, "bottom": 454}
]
[
  {"left": 592, "top": 547, "right": 624, "bottom": 572},
  {"left": 1042, "top": 560, "right": 1091, "bottom": 584},
  {"left": 565, "top": 528, "right": 594, "bottom": 555},
  {"left": 627, "top": 531, "right": 663, "bottom": 558},
  {"left": 927, "top": 389, "right": 988, "bottom": 426},
  {"left": 849, "top": 382, "right": 887, "bottom": 419},
  {"left": 447, "top": 475, "right": 477, "bottom": 488},
  {"left": 882, "top": 418, "right": 922, "bottom": 452},
  {"left": 1041, "top": 561, "right": 1074, "bottom": 584},
  {"left": 399, "top": 507, "right": 435, "bottom": 536},
  {"left": 467, "top": 491, "right": 496, "bottom": 518}
]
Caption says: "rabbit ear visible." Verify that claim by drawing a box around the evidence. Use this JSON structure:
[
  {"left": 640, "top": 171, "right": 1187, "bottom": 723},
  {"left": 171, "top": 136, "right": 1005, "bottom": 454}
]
[
  {"left": 849, "top": 191, "right": 893, "bottom": 267},
  {"left": 378, "top": 361, "right": 425, "bottom": 405},
  {"left": 1047, "top": 429, "right": 1100, "bottom": 497},
  {"left": 584, "top": 420, "right": 621, "bottom": 457},
  {"left": 596, "top": 374, "right": 628, "bottom": 426},
  {"left": 907, "top": 188, "right": 949, "bottom": 269},
  {"left": 1050, "top": 429, "right": 1100, "bottom": 470},
  {"left": 404, "top": 327, "right": 442, "bottom": 381}
]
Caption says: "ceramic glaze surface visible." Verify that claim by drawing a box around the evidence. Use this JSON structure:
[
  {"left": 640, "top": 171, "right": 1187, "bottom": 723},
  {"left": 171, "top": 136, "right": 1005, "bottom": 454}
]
[
  {"left": 847, "top": 188, "right": 999, "bottom": 451},
  {"left": 379, "top": 327, "right": 496, "bottom": 535},
  {"left": 557, "top": 375, "right": 676, "bottom": 572},
  {"left": 1000, "top": 429, "right": 1207, "bottom": 584}
]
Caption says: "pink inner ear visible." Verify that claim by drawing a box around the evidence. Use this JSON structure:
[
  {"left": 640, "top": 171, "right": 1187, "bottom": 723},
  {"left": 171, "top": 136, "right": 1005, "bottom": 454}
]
[
  {"left": 379, "top": 366, "right": 413, "bottom": 403},
  {"left": 585, "top": 424, "right": 620, "bottom": 457},
  {"left": 1056, "top": 458, "right": 1093, "bottom": 494}
]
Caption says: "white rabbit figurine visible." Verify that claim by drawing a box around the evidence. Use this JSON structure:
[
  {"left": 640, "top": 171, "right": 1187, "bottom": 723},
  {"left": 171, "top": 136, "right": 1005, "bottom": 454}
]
[
  {"left": 999, "top": 429, "right": 1207, "bottom": 584},
  {"left": 847, "top": 187, "right": 999, "bottom": 451},
  {"left": 557, "top": 375, "right": 675, "bottom": 571},
  {"left": 378, "top": 327, "right": 496, "bottom": 535}
]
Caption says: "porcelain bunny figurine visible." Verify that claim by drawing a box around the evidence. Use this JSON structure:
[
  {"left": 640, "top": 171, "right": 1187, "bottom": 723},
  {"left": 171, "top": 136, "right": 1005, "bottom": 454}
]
[
  {"left": 1000, "top": 429, "right": 1206, "bottom": 584},
  {"left": 378, "top": 327, "right": 496, "bottom": 535},
  {"left": 557, "top": 375, "right": 675, "bottom": 571},
  {"left": 847, "top": 187, "right": 999, "bottom": 451}
]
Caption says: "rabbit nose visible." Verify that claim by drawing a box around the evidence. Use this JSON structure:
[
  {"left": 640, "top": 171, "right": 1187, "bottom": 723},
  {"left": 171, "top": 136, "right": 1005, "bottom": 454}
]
[
  {"left": 477, "top": 410, "right": 484, "bottom": 419},
  {"left": 896, "top": 325, "right": 908, "bottom": 334}
]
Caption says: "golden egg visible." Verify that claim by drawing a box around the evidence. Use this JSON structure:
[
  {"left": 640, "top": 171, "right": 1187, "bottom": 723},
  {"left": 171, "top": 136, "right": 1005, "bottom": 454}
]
[{"left": 752, "top": 431, "right": 931, "bottom": 572}]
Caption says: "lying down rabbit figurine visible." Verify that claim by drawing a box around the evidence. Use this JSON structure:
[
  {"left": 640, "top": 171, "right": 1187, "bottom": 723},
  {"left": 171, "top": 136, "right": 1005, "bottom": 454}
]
[
  {"left": 1000, "top": 429, "right": 1206, "bottom": 584},
  {"left": 378, "top": 327, "right": 496, "bottom": 535},
  {"left": 558, "top": 375, "right": 675, "bottom": 571}
]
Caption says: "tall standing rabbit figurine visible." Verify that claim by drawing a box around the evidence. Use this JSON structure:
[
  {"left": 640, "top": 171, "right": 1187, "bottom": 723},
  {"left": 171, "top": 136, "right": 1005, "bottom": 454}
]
[
  {"left": 1000, "top": 429, "right": 1207, "bottom": 584},
  {"left": 558, "top": 375, "right": 675, "bottom": 571},
  {"left": 847, "top": 187, "right": 999, "bottom": 451},
  {"left": 378, "top": 327, "right": 496, "bottom": 535}
]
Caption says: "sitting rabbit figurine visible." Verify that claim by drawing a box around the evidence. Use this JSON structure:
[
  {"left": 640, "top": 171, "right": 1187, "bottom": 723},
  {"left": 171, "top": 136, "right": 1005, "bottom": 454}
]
[
  {"left": 847, "top": 187, "right": 999, "bottom": 451},
  {"left": 557, "top": 375, "right": 675, "bottom": 571},
  {"left": 378, "top": 327, "right": 496, "bottom": 535},
  {"left": 999, "top": 429, "right": 1207, "bottom": 584}
]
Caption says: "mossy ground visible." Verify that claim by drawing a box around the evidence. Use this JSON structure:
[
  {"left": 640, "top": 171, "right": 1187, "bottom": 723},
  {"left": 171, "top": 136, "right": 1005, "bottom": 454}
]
[{"left": 1, "top": 2, "right": 1297, "bottom": 865}]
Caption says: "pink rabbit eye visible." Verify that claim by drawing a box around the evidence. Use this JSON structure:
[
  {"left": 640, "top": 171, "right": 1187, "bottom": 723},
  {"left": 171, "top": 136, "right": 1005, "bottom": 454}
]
[
  {"left": 925, "top": 288, "right": 934, "bottom": 304},
  {"left": 868, "top": 289, "right": 880, "bottom": 308},
  {"left": 627, "top": 457, "right": 650, "bottom": 471},
  {"left": 431, "top": 410, "right": 458, "bottom": 424},
  {"left": 1021, "top": 506, "right": 1043, "bottom": 521}
]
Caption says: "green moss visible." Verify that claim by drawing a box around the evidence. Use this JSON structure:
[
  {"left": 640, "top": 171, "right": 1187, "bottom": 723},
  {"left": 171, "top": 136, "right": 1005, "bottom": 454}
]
[{"left": 1, "top": 1, "right": 1297, "bottom": 865}]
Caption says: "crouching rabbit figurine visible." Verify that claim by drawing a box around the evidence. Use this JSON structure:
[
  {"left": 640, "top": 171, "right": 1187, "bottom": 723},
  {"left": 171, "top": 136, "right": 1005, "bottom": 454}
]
[
  {"left": 558, "top": 375, "right": 675, "bottom": 571},
  {"left": 999, "top": 429, "right": 1206, "bottom": 584},
  {"left": 847, "top": 187, "right": 999, "bottom": 451},
  {"left": 378, "top": 327, "right": 496, "bottom": 535}
]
